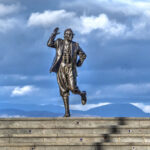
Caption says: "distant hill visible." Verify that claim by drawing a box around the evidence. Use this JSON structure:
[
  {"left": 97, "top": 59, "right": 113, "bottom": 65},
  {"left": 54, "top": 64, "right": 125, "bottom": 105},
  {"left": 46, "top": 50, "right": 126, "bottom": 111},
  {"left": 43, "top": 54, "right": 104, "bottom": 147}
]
[
  {"left": 0, "top": 109, "right": 63, "bottom": 117},
  {"left": 0, "top": 103, "right": 64, "bottom": 113},
  {"left": 76, "top": 103, "right": 150, "bottom": 117},
  {"left": 0, "top": 103, "right": 149, "bottom": 117}
]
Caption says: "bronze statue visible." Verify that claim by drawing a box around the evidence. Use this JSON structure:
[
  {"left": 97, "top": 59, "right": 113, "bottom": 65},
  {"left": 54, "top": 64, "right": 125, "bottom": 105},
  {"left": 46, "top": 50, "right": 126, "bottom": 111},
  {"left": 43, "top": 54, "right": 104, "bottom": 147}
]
[{"left": 47, "top": 27, "right": 87, "bottom": 117}]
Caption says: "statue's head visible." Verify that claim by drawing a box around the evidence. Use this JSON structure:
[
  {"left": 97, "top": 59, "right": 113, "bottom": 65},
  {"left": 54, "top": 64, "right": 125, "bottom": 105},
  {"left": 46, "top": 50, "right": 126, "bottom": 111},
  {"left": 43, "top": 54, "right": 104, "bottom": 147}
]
[{"left": 64, "top": 28, "right": 74, "bottom": 41}]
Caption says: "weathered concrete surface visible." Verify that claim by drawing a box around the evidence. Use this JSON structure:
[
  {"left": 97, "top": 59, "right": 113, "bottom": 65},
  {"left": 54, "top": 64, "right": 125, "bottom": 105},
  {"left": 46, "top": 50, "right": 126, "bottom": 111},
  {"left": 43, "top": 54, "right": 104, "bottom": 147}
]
[
  {"left": 0, "top": 134, "right": 150, "bottom": 143},
  {"left": 0, "top": 143, "right": 150, "bottom": 150},
  {"left": 0, "top": 117, "right": 150, "bottom": 149},
  {"left": 0, "top": 127, "right": 150, "bottom": 135},
  {"left": 0, "top": 117, "right": 150, "bottom": 128}
]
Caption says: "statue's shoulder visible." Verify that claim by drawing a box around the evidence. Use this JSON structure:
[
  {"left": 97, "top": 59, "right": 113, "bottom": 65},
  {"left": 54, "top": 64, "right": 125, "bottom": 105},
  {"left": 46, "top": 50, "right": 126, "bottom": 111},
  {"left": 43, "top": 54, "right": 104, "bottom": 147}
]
[
  {"left": 57, "top": 38, "right": 63, "bottom": 41},
  {"left": 56, "top": 38, "right": 63, "bottom": 42},
  {"left": 55, "top": 38, "right": 64, "bottom": 46},
  {"left": 72, "top": 41, "right": 79, "bottom": 47}
]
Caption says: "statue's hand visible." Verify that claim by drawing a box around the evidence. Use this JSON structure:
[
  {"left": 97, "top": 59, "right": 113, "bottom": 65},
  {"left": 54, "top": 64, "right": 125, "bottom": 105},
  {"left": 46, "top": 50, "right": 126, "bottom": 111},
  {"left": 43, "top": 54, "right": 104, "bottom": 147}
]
[
  {"left": 53, "top": 27, "right": 60, "bottom": 35},
  {"left": 77, "top": 60, "right": 82, "bottom": 67}
]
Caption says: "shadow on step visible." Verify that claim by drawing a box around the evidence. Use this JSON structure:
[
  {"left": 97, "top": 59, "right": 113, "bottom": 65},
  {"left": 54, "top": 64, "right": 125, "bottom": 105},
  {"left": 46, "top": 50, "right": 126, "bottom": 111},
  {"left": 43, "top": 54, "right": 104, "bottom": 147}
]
[
  {"left": 118, "top": 117, "right": 127, "bottom": 125},
  {"left": 94, "top": 142, "right": 103, "bottom": 150},
  {"left": 93, "top": 117, "right": 127, "bottom": 150}
]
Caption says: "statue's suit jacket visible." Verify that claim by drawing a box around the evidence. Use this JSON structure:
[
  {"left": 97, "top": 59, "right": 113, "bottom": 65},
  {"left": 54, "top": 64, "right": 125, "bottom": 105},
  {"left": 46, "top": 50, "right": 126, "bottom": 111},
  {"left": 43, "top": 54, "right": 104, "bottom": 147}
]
[{"left": 47, "top": 34, "right": 86, "bottom": 76}]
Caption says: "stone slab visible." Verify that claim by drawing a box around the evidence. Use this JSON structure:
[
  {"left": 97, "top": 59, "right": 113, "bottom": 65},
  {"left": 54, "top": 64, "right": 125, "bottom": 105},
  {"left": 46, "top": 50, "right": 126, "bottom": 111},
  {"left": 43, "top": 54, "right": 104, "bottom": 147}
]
[{"left": 0, "top": 117, "right": 149, "bottom": 129}]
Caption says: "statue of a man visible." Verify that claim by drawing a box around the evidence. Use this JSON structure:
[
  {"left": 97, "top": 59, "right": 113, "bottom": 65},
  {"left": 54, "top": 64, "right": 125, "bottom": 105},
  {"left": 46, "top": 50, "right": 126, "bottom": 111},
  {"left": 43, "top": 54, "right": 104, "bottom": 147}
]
[{"left": 47, "top": 27, "right": 87, "bottom": 117}]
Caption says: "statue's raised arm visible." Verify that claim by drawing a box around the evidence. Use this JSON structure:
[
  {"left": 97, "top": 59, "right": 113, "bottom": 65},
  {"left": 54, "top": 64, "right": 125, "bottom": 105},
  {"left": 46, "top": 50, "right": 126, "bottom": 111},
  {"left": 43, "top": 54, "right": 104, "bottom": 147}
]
[{"left": 47, "top": 27, "right": 60, "bottom": 48}]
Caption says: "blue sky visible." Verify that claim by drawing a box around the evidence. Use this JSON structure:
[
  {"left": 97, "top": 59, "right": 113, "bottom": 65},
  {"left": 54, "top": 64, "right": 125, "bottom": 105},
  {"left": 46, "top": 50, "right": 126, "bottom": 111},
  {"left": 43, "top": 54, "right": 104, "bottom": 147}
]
[{"left": 1, "top": 0, "right": 150, "bottom": 115}]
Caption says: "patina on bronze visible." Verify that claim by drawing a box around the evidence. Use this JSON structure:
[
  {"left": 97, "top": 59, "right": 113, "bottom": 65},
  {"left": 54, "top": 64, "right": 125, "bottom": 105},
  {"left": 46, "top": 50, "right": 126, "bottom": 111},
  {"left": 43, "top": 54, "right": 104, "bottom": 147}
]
[{"left": 47, "top": 27, "right": 87, "bottom": 117}]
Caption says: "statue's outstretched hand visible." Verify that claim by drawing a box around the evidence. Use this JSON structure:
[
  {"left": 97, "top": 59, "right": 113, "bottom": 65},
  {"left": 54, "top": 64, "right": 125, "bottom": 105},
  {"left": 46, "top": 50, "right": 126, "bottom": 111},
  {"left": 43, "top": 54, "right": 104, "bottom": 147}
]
[{"left": 53, "top": 27, "right": 60, "bottom": 35}]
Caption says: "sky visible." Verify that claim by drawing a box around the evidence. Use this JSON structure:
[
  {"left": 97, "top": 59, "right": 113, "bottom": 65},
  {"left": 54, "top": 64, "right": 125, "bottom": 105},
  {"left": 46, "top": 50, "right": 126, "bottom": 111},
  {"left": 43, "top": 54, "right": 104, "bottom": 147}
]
[{"left": 1, "top": 0, "right": 150, "bottom": 114}]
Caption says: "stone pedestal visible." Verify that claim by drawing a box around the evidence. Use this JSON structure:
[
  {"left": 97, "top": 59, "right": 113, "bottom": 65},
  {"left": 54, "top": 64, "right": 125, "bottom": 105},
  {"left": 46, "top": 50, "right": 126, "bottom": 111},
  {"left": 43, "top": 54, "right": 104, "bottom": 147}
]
[{"left": 0, "top": 117, "right": 150, "bottom": 150}]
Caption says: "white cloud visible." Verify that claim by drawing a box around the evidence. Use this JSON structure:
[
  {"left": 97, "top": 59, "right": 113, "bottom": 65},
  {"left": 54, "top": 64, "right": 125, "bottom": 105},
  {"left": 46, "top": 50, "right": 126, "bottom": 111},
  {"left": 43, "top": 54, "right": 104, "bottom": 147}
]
[
  {"left": 99, "top": 0, "right": 147, "bottom": 16},
  {"left": 91, "top": 83, "right": 150, "bottom": 99},
  {"left": 79, "top": 14, "right": 126, "bottom": 35},
  {"left": 123, "top": 0, "right": 150, "bottom": 15},
  {"left": 27, "top": 10, "right": 75, "bottom": 27},
  {"left": 27, "top": 9, "right": 126, "bottom": 37},
  {"left": 0, "top": 3, "right": 24, "bottom": 33},
  {"left": 0, "top": 114, "right": 25, "bottom": 118},
  {"left": 126, "top": 14, "right": 150, "bottom": 39},
  {"left": 114, "top": 83, "right": 150, "bottom": 94},
  {"left": 0, "top": 18, "right": 19, "bottom": 33},
  {"left": 94, "top": 0, "right": 150, "bottom": 39},
  {"left": 59, "top": 0, "right": 150, "bottom": 39},
  {"left": 0, "top": 3, "right": 20, "bottom": 16},
  {"left": 11, "top": 85, "right": 38, "bottom": 97},
  {"left": 65, "top": 0, "right": 150, "bottom": 16},
  {"left": 70, "top": 102, "right": 111, "bottom": 111},
  {"left": 131, "top": 103, "right": 150, "bottom": 113}
]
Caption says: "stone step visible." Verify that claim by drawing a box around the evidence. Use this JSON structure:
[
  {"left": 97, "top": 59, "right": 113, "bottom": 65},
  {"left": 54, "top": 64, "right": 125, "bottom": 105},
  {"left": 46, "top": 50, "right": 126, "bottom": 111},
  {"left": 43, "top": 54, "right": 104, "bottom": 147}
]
[
  {"left": 0, "top": 128, "right": 150, "bottom": 135},
  {"left": 1, "top": 127, "right": 149, "bottom": 135},
  {"left": 0, "top": 117, "right": 150, "bottom": 128},
  {"left": 0, "top": 134, "right": 150, "bottom": 143},
  {"left": 0, "top": 143, "right": 149, "bottom": 150},
  {"left": 0, "top": 118, "right": 150, "bottom": 149}
]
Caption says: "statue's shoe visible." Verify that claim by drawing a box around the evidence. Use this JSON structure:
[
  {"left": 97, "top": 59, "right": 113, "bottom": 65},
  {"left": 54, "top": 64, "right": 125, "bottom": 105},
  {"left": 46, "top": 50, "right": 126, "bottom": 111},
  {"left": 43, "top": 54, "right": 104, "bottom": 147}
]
[
  {"left": 63, "top": 113, "right": 70, "bottom": 117},
  {"left": 81, "top": 91, "right": 87, "bottom": 105}
]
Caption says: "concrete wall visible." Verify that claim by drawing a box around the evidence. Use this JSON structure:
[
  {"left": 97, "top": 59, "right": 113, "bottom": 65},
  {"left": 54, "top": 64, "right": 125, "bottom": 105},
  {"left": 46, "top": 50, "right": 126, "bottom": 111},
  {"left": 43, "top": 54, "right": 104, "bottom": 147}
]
[{"left": 0, "top": 117, "right": 150, "bottom": 150}]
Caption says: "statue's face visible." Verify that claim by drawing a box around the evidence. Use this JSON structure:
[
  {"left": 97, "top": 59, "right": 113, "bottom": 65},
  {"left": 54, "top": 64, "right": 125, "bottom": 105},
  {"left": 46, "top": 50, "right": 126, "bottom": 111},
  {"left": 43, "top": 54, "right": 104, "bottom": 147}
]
[{"left": 64, "top": 30, "right": 73, "bottom": 41}]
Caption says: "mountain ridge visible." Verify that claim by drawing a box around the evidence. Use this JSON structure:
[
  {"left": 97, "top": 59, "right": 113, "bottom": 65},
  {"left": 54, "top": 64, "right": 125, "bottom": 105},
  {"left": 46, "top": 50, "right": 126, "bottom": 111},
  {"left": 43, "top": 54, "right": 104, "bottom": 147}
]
[{"left": 0, "top": 103, "right": 149, "bottom": 117}]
